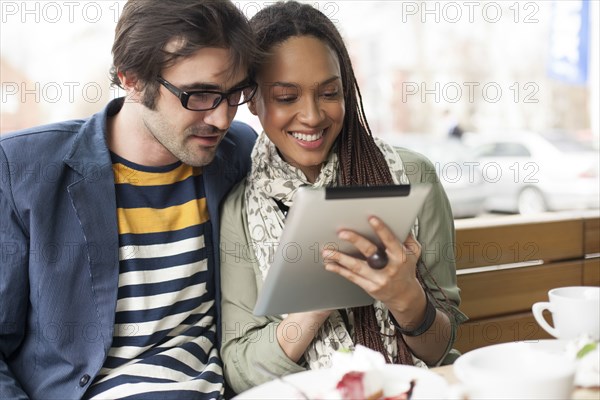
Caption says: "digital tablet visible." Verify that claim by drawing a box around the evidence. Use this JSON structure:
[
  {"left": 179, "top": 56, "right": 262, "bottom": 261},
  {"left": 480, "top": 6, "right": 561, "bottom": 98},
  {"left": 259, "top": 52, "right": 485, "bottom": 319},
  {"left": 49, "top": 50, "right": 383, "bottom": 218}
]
[{"left": 253, "top": 183, "right": 432, "bottom": 316}]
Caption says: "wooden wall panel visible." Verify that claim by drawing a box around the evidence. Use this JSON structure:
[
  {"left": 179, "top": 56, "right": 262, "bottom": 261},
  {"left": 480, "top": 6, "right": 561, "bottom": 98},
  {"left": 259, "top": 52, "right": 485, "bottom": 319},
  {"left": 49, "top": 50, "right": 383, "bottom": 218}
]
[
  {"left": 584, "top": 216, "right": 600, "bottom": 255},
  {"left": 457, "top": 261, "right": 582, "bottom": 320},
  {"left": 455, "top": 312, "right": 553, "bottom": 354},
  {"left": 454, "top": 217, "right": 583, "bottom": 270},
  {"left": 583, "top": 258, "right": 600, "bottom": 286}
]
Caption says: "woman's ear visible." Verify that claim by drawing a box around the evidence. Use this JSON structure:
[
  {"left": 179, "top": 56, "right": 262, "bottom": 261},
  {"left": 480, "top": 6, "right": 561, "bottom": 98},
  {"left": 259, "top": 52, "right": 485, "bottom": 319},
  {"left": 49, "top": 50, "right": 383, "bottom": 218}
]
[{"left": 247, "top": 97, "right": 258, "bottom": 115}]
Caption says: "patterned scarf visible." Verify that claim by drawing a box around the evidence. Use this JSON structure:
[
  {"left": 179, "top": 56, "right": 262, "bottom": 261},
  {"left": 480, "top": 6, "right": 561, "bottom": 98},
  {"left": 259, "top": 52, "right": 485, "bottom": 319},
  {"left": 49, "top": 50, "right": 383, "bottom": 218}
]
[{"left": 245, "top": 131, "right": 422, "bottom": 369}]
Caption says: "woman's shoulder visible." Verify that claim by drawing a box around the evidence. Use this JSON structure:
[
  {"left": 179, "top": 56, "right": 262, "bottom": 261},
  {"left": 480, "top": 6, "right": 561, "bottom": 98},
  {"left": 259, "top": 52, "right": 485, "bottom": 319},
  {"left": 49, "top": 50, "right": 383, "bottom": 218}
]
[
  {"left": 221, "top": 178, "right": 248, "bottom": 217},
  {"left": 392, "top": 146, "right": 437, "bottom": 183},
  {"left": 393, "top": 146, "right": 434, "bottom": 166}
]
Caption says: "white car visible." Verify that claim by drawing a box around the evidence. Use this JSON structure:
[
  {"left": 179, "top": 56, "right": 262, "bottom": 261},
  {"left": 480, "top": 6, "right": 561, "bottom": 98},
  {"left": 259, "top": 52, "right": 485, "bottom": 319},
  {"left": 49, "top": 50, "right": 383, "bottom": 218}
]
[
  {"left": 378, "top": 134, "right": 488, "bottom": 218},
  {"left": 465, "top": 131, "right": 600, "bottom": 214}
]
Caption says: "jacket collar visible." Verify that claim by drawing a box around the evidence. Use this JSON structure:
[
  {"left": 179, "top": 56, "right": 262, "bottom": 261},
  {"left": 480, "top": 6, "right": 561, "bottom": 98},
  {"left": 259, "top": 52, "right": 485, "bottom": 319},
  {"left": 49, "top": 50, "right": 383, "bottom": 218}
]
[{"left": 63, "top": 98, "right": 124, "bottom": 176}]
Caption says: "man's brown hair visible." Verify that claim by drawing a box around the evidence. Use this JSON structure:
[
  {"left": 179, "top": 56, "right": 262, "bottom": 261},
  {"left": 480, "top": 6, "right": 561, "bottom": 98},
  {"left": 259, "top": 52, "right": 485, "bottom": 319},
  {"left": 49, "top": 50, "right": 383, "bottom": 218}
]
[{"left": 110, "top": 0, "right": 260, "bottom": 109}]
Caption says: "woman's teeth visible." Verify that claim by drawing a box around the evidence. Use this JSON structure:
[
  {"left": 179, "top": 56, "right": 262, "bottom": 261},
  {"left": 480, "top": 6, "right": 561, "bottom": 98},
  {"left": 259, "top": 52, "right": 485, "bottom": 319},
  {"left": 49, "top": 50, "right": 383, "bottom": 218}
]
[{"left": 291, "top": 130, "right": 324, "bottom": 142}]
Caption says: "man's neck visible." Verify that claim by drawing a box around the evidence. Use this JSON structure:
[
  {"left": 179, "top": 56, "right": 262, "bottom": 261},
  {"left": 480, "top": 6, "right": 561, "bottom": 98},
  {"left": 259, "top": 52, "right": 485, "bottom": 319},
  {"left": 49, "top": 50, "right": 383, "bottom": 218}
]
[{"left": 107, "top": 101, "right": 178, "bottom": 167}]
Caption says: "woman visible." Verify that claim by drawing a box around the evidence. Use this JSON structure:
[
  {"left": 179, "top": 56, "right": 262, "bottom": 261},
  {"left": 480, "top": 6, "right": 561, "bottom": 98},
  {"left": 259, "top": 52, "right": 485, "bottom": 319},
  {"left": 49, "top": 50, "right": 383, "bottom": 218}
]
[{"left": 220, "top": 1, "right": 467, "bottom": 393}]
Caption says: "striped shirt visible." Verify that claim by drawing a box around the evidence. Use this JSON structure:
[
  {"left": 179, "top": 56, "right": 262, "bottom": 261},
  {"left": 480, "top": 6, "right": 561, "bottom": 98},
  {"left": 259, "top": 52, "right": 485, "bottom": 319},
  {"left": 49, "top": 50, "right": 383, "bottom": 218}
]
[{"left": 85, "top": 154, "right": 223, "bottom": 399}]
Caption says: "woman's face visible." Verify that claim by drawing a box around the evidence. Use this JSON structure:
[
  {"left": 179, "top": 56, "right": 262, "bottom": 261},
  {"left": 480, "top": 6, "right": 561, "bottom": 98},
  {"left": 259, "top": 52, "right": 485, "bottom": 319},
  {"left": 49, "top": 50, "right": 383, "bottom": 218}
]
[{"left": 249, "top": 35, "right": 345, "bottom": 182}]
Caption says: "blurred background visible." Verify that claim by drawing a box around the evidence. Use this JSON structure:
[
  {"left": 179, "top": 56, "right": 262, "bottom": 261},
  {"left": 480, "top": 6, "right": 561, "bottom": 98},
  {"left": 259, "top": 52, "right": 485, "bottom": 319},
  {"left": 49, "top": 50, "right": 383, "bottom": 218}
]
[{"left": 1, "top": 0, "right": 598, "bottom": 218}]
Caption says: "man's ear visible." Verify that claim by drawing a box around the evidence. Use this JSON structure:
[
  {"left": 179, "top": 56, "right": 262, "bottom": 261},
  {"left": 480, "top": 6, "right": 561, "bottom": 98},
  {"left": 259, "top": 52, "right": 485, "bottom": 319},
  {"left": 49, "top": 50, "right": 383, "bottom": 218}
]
[{"left": 118, "top": 70, "right": 142, "bottom": 101}]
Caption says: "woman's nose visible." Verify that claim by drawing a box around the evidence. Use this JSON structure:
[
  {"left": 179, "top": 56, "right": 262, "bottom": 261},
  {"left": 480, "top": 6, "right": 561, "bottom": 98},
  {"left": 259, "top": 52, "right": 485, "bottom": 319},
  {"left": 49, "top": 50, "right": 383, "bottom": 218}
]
[{"left": 297, "top": 95, "right": 325, "bottom": 126}]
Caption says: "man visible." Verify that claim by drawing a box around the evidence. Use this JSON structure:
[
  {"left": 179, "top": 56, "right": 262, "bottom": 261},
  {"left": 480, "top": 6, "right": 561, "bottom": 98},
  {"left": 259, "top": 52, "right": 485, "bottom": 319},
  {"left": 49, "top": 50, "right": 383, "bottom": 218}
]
[{"left": 0, "top": 1, "right": 260, "bottom": 398}]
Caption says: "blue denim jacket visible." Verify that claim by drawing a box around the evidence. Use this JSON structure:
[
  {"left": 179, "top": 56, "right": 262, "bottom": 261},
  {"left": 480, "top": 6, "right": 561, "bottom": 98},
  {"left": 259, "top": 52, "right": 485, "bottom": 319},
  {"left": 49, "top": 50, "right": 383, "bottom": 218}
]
[{"left": 0, "top": 98, "right": 256, "bottom": 399}]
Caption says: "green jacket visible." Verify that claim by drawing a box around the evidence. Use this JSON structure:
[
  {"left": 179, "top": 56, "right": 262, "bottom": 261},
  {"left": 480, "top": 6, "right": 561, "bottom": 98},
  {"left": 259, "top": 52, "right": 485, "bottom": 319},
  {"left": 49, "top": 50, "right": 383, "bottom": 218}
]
[{"left": 220, "top": 147, "right": 468, "bottom": 394}]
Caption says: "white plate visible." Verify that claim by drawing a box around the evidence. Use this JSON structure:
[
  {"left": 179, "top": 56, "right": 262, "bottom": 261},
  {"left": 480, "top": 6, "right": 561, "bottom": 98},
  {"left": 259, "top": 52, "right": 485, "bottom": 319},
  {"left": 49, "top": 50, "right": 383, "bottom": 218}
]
[{"left": 234, "top": 364, "right": 449, "bottom": 399}]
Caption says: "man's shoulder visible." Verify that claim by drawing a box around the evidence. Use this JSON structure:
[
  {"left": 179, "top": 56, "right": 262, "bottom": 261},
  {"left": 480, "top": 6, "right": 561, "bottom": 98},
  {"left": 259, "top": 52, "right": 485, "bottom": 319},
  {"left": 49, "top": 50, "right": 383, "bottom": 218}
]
[
  {"left": 0, "top": 119, "right": 88, "bottom": 154},
  {"left": 216, "top": 121, "right": 257, "bottom": 171},
  {"left": 0, "top": 100, "right": 114, "bottom": 153},
  {"left": 224, "top": 120, "right": 258, "bottom": 149},
  {"left": 228, "top": 120, "right": 257, "bottom": 136},
  {"left": 2, "top": 118, "right": 87, "bottom": 138}
]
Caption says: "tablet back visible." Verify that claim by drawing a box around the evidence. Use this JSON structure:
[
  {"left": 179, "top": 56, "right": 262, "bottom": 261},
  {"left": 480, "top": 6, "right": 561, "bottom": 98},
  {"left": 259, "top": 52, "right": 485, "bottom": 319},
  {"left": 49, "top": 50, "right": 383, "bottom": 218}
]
[{"left": 253, "top": 183, "right": 432, "bottom": 316}]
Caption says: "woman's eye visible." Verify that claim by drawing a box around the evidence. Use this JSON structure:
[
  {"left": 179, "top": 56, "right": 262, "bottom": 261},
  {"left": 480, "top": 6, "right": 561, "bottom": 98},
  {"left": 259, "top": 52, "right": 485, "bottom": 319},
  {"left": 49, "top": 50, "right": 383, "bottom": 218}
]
[
  {"left": 269, "top": 86, "right": 299, "bottom": 104},
  {"left": 275, "top": 96, "right": 297, "bottom": 103},
  {"left": 323, "top": 91, "right": 339, "bottom": 98},
  {"left": 319, "top": 82, "right": 341, "bottom": 99}
]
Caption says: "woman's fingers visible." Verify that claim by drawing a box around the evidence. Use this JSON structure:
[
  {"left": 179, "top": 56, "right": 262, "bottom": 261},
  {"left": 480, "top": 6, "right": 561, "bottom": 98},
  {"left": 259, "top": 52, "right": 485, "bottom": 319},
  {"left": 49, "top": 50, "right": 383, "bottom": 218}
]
[
  {"left": 322, "top": 242, "right": 368, "bottom": 276},
  {"left": 333, "top": 216, "right": 420, "bottom": 265},
  {"left": 323, "top": 251, "right": 380, "bottom": 292},
  {"left": 366, "top": 216, "right": 405, "bottom": 255},
  {"left": 336, "top": 230, "right": 379, "bottom": 260}
]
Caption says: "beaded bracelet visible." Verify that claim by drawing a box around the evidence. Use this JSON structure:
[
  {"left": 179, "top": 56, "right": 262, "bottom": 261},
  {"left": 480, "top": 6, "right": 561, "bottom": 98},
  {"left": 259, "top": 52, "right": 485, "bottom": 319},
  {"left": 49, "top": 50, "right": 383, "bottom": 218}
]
[{"left": 390, "top": 295, "right": 437, "bottom": 337}]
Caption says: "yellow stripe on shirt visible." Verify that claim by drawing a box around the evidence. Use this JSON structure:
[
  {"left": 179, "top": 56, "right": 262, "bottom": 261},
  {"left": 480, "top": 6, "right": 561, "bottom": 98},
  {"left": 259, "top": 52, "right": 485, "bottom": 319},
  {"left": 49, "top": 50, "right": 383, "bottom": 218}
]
[
  {"left": 116, "top": 198, "right": 209, "bottom": 234},
  {"left": 113, "top": 163, "right": 201, "bottom": 186}
]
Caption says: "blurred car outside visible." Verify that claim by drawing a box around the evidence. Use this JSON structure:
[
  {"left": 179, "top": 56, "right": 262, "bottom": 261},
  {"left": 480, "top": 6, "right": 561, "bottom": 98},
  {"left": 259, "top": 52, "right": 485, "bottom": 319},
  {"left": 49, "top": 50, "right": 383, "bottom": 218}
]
[
  {"left": 378, "top": 133, "right": 488, "bottom": 219},
  {"left": 463, "top": 131, "right": 600, "bottom": 215}
]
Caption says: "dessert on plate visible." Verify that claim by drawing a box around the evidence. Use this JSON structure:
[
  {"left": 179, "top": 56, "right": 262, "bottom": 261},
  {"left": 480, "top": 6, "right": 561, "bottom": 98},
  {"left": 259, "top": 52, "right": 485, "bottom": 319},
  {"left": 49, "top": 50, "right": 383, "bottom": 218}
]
[{"left": 319, "top": 345, "right": 416, "bottom": 400}]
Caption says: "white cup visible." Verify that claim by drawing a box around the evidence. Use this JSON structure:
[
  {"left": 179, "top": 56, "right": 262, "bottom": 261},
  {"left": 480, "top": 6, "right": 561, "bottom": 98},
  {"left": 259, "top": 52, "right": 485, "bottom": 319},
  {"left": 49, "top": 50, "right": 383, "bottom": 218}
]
[
  {"left": 532, "top": 286, "right": 600, "bottom": 341},
  {"left": 453, "top": 342, "right": 576, "bottom": 400}
]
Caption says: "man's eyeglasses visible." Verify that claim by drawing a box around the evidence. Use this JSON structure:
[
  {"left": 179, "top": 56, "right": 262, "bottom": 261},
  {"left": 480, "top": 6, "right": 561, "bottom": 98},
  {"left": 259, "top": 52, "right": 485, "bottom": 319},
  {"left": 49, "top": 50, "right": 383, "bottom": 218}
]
[{"left": 157, "top": 77, "right": 258, "bottom": 111}]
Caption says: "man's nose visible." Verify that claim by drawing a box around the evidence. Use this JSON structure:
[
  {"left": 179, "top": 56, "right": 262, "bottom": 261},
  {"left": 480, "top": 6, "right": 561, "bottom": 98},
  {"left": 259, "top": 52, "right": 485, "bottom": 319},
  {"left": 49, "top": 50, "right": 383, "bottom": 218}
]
[{"left": 204, "top": 100, "right": 235, "bottom": 131}]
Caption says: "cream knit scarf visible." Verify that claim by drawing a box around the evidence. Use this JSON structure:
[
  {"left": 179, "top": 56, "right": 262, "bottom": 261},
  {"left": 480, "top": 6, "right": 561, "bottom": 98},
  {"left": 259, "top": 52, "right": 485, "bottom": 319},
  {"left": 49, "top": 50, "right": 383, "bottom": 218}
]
[{"left": 245, "top": 131, "right": 420, "bottom": 369}]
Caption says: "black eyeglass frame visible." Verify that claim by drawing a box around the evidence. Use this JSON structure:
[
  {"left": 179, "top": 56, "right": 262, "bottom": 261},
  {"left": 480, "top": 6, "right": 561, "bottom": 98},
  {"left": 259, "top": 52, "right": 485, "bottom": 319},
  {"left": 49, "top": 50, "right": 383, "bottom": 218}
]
[{"left": 157, "top": 76, "right": 258, "bottom": 111}]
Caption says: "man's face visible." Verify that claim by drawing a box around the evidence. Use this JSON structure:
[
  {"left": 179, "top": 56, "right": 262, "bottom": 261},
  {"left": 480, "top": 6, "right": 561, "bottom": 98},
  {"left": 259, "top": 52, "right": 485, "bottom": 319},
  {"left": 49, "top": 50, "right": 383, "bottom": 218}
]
[{"left": 139, "top": 46, "right": 247, "bottom": 167}]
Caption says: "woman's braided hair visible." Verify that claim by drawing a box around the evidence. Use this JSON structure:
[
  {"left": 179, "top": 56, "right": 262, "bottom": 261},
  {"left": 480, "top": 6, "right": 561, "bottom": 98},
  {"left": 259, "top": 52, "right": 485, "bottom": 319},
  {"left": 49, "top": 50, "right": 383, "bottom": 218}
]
[{"left": 250, "top": 1, "right": 443, "bottom": 365}]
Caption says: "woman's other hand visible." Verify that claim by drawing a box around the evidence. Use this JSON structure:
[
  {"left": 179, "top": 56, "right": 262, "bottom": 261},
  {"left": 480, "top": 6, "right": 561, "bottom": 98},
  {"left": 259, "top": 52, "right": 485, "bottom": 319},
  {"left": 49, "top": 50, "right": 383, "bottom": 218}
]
[{"left": 276, "top": 309, "right": 333, "bottom": 362}]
